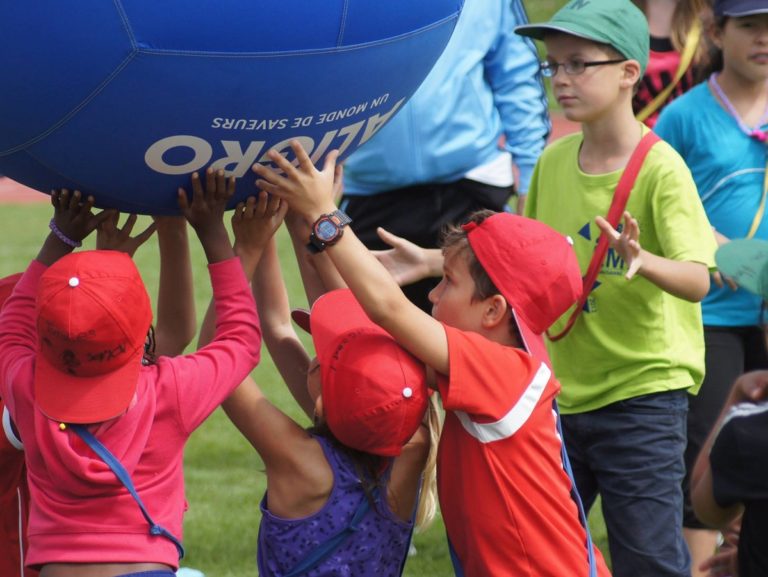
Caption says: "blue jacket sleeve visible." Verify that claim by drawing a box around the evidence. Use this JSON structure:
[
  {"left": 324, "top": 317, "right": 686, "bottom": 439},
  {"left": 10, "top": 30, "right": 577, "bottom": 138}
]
[{"left": 487, "top": 0, "right": 550, "bottom": 194}]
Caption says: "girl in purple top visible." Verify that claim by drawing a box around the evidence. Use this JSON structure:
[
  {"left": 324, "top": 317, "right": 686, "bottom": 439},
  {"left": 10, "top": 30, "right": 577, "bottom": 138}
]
[{"left": 198, "top": 194, "right": 439, "bottom": 576}]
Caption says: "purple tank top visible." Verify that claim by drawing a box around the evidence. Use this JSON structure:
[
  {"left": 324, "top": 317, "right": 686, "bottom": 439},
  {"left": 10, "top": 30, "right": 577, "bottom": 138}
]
[{"left": 256, "top": 435, "right": 414, "bottom": 576}]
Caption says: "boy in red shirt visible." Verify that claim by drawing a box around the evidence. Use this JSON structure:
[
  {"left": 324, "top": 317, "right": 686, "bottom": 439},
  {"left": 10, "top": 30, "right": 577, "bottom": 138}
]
[{"left": 253, "top": 142, "right": 611, "bottom": 576}]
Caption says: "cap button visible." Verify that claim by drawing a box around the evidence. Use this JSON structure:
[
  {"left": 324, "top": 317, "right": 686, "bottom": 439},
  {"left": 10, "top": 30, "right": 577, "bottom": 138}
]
[
  {"left": 402, "top": 387, "right": 413, "bottom": 398},
  {"left": 68, "top": 277, "right": 80, "bottom": 287}
]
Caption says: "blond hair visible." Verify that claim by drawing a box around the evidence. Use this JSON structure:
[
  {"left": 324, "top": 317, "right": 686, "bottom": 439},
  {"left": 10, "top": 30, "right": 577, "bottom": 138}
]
[{"left": 413, "top": 395, "right": 442, "bottom": 530}]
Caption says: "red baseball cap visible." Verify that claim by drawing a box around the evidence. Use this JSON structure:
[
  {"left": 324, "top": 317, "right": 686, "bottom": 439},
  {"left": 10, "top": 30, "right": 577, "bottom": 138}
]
[
  {"left": 463, "top": 213, "right": 582, "bottom": 366},
  {"left": 0, "top": 273, "right": 23, "bottom": 309},
  {"left": 34, "top": 250, "right": 152, "bottom": 424},
  {"left": 304, "top": 289, "right": 428, "bottom": 457}
]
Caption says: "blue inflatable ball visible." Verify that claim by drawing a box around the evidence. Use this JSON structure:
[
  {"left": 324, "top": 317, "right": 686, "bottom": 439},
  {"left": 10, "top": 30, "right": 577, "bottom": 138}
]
[{"left": 0, "top": 1, "right": 462, "bottom": 214}]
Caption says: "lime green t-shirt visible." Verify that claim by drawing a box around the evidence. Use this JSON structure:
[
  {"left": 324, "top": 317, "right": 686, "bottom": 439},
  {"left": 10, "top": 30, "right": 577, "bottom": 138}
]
[{"left": 525, "top": 131, "right": 716, "bottom": 414}]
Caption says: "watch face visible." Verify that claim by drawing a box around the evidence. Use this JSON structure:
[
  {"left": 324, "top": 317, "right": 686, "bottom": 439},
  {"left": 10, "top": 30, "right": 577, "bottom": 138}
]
[{"left": 316, "top": 218, "right": 338, "bottom": 241}]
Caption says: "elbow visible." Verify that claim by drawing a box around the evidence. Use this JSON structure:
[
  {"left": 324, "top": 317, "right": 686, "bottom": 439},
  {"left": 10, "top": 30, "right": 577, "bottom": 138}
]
[
  {"left": 689, "top": 272, "right": 711, "bottom": 303},
  {"left": 681, "top": 265, "right": 710, "bottom": 303},
  {"left": 692, "top": 499, "right": 739, "bottom": 530}
]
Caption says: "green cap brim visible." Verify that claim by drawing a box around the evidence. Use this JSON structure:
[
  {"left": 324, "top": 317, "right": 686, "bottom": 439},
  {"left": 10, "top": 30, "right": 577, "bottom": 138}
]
[
  {"left": 515, "top": 23, "right": 599, "bottom": 42},
  {"left": 715, "top": 239, "right": 768, "bottom": 300}
]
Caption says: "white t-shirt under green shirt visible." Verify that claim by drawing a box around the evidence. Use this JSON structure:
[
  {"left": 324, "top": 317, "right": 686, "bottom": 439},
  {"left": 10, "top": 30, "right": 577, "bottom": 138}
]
[{"left": 525, "top": 130, "right": 716, "bottom": 414}]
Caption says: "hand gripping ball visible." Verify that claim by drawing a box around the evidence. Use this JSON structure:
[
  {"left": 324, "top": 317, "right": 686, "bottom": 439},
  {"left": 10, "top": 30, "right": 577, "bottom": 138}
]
[{"left": 0, "top": 1, "right": 463, "bottom": 214}]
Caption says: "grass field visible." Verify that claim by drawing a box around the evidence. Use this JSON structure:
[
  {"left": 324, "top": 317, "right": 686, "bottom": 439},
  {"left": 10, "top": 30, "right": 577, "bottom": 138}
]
[{"left": 2, "top": 2, "right": 607, "bottom": 575}]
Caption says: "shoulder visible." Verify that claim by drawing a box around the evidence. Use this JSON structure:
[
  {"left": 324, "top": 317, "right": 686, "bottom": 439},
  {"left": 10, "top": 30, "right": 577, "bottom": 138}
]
[
  {"left": 542, "top": 133, "right": 582, "bottom": 158},
  {"left": 535, "top": 134, "right": 581, "bottom": 172},
  {"left": 643, "top": 136, "right": 693, "bottom": 178},
  {"left": 664, "top": 81, "right": 712, "bottom": 114},
  {"left": 656, "top": 83, "right": 712, "bottom": 131},
  {"left": 443, "top": 325, "right": 540, "bottom": 383}
]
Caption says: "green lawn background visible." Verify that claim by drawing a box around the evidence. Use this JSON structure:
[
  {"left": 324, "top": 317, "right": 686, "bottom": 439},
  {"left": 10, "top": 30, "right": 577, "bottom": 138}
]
[{"left": 0, "top": 2, "right": 610, "bottom": 575}]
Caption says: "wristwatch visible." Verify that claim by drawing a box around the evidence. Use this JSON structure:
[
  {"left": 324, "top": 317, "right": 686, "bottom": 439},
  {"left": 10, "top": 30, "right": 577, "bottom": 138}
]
[{"left": 307, "top": 209, "right": 353, "bottom": 253}]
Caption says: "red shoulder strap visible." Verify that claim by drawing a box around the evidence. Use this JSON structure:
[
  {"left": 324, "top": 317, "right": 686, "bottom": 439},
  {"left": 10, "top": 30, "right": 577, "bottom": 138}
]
[{"left": 547, "top": 131, "right": 661, "bottom": 341}]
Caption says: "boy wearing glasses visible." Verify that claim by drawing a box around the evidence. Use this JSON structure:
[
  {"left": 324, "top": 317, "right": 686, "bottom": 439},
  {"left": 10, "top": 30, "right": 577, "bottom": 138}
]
[{"left": 516, "top": 1, "right": 716, "bottom": 576}]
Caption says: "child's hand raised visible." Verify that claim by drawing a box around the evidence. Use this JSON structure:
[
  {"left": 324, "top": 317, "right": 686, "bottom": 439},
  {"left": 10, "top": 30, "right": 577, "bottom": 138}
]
[
  {"left": 51, "top": 188, "right": 114, "bottom": 246},
  {"left": 232, "top": 191, "right": 288, "bottom": 274},
  {"left": 38, "top": 189, "right": 115, "bottom": 266},
  {"left": 178, "top": 168, "right": 236, "bottom": 263},
  {"left": 178, "top": 168, "right": 235, "bottom": 232},
  {"left": 372, "top": 228, "right": 433, "bottom": 287},
  {"left": 595, "top": 211, "right": 643, "bottom": 280},
  {"left": 96, "top": 212, "right": 157, "bottom": 256},
  {"left": 252, "top": 141, "right": 339, "bottom": 220}
]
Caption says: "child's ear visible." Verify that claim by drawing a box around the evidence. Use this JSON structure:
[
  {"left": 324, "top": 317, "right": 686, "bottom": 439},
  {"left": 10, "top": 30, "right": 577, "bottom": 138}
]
[
  {"left": 621, "top": 59, "right": 642, "bottom": 88},
  {"left": 706, "top": 14, "right": 724, "bottom": 49},
  {"left": 481, "top": 294, "right": 509, "bottom": 330}
]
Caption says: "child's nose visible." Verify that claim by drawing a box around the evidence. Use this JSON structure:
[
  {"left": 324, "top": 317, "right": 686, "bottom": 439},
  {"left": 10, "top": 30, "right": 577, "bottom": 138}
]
[{"left": 428, "top": 284, "right": 441, "bottom": 304}]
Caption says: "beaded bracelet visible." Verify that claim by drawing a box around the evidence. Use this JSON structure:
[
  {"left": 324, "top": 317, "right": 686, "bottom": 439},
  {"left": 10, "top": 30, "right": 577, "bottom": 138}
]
[{"left": 49, "top": 219, "right": 82, "bottom": 248}]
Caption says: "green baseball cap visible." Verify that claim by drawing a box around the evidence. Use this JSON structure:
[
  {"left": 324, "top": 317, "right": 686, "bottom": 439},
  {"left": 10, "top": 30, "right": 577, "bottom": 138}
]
[
  {"left": 515, "top": 0, "right": 649, "bottom": 75},
  {"left": 716, "top": 239, "right": 768, "bottom": 300}
]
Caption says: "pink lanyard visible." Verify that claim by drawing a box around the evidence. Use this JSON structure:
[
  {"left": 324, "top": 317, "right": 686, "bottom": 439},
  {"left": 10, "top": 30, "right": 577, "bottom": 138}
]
[{"left": 709, "top": 73, "right": 768, "bottom": 142}]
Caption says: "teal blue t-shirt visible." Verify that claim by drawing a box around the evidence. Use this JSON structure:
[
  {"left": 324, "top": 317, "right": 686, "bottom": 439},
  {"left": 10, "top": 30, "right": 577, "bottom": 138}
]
[{"left": 656, "top": 82, "right": 768, "bottom": 327}]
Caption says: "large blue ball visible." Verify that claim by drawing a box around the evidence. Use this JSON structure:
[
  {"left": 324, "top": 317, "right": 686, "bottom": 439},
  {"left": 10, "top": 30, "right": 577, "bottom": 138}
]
[{"left": 0, "top": 1, "right": 462, "bottom": 214}]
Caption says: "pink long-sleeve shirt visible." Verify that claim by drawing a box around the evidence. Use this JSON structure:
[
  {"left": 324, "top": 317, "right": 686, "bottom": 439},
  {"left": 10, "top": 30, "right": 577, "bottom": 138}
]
[{"left": 0, "top": 257, "right": 260, "bottom": 569}]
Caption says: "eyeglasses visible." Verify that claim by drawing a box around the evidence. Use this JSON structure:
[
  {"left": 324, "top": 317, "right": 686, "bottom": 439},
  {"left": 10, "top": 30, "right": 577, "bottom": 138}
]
[{"left": 539, "top": 58, "right": 627, "bottom": 78}]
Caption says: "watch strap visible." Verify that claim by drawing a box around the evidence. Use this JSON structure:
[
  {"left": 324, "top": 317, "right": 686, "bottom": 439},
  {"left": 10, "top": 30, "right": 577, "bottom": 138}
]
[{"left": 306, "top": 209, "right": 353, "bottom": 253}]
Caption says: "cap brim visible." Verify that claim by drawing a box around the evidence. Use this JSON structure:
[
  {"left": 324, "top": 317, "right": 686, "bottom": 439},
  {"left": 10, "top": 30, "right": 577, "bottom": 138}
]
[
  {"left": 513, "top": 308, "right": 553, "bottom": 369},
  {"left": 515, "top": 23, "right": 600, "bottom": 43},
  {"left": 34, "top": 348, "right": 142, "bottom": 424},
  {"left": 291, "top": 308, "right": 312, "bottom": 334},
  {"left": 721, "top": 8, "right": 768, "bottom": 16},
  {"left": 715, "top": 239, "right": 768, "bottom": 300}
]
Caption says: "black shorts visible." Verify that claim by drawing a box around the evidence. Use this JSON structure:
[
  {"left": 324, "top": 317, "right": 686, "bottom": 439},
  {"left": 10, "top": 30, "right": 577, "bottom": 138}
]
[{"left": 340, "top": 179, "right": 513, "bottom": 312}]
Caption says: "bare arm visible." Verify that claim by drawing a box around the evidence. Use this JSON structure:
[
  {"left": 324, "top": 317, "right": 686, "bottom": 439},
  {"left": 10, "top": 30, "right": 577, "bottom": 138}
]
[
  {"left": 252, "top": 235, "right": 314, "bottom": 418},
  {"left": 153, "top": 217, "right": 197, "bottom": 356},
  {"left": 253, "top": 142, "right": 450, "bottom": 375},
  {"left": 284, "top": 210, "right": 346, "bottom": 305},
  {"left": 190, "top": 191, "right": 322, "bottom": 481},
  {"left": 516, "top": 194, "right": 527, "bottom": 216},
  {"left": 690, "top": 371, "right": 768, "bottom": 527},
  {"left": 596, "top": 211, "right": 710, "bottom": 302}
]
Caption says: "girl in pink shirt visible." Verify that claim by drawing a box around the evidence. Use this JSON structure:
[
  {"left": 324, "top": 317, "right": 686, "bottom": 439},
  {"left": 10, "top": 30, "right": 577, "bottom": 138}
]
[{"left": 0, "top": 171, "right": 261, "bottom": 577}]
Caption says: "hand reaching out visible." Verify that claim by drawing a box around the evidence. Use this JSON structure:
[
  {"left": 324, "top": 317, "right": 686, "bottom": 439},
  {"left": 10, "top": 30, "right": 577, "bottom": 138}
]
[
  {"left": 51, "top": 188, "right": 114, "bottom": 246},
  {"left": 96, "top": 212, "right": 156, "bottom": 256},
  {"left": 711, "top": 232, "right": 739, "bottom": 291},
  {"left": 699, "top": 523, "right": 740, "bottom": 577},
  {"left": 178, "top": 168, "right": 235, "bottom": 234},
  {"left": 178, "top": 168, "right": 235, "bottom": 263},
  {"left": 232, "top": 190, "right": 288, "bottom": 272},
  {"left": 37, "top": 189, "right": 114, "bottom": 266},
  {"left": 595, "top": 211, "right": 643, "bottom": 280},
  {"left": 730, "top": 370, "right": 768, "bottom": 404},
  {"left": 371, "top": 228, "right": 433, "bottom": 286},
  {"left": 252, "top": 140, "right": 339, "bottom": 219}
]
